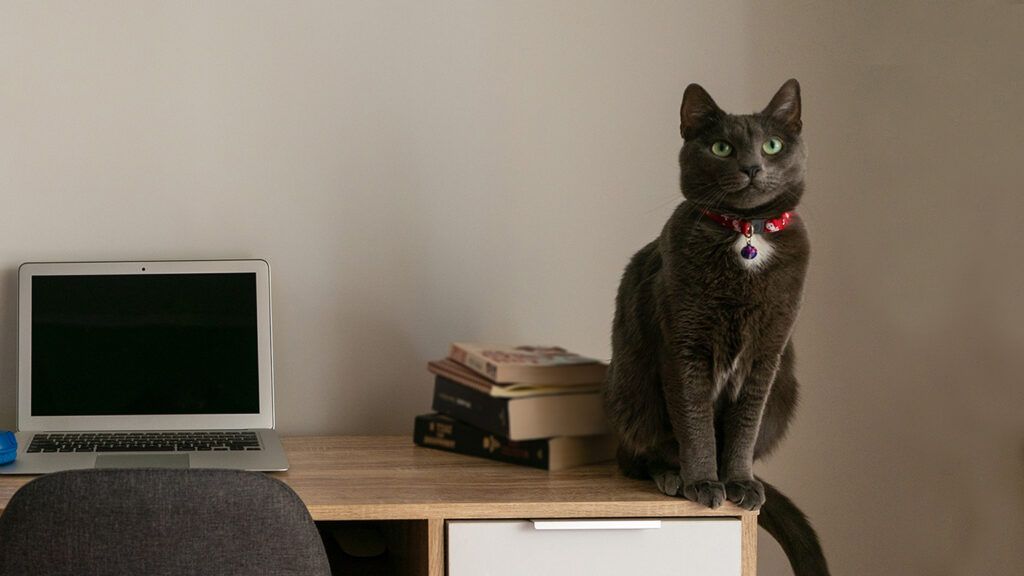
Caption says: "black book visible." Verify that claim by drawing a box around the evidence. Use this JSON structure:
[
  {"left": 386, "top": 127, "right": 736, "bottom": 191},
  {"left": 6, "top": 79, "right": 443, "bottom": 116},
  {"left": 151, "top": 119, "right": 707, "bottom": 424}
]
[
  {"left": 430, "top": 375, "right": 608, "bottom": 441},
  {"left": 413, "top": 413, "right": 614, "bottom": 471}
]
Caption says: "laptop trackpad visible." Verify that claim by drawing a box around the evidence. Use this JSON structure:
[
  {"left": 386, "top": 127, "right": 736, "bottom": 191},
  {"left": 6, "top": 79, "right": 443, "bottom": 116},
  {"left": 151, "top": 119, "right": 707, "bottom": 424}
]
[{"left": 95, "top": 454, "right": 190, "bottom": 469}]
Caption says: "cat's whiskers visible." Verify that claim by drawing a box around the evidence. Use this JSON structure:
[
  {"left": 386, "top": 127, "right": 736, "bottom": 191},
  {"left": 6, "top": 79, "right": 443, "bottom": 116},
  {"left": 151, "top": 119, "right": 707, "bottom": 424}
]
[
  {"left": 642, "top": 193, "right": 685, "bottom": 216},
  {"left": 679, "top": 185, "right": 734, "bottom": 244}
]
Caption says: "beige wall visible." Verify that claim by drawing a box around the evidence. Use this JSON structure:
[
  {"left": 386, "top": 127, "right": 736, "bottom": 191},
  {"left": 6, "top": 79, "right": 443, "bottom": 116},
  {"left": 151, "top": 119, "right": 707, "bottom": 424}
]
[{"left": 2, "top": 2, "right": 1021, "bottom": 574}]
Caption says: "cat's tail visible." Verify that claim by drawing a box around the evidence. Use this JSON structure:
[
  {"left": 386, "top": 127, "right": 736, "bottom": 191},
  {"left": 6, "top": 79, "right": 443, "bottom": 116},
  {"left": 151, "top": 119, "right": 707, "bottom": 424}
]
[{"left": 757, "top": 476, "right": 831, "bottom": 576}]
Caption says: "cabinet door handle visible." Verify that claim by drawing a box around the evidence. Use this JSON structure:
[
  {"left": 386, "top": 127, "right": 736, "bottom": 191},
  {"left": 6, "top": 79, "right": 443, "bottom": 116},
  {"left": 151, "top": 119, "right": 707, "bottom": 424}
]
[{"left": 530, "top": 520, "right": 661, "bottom": 531}]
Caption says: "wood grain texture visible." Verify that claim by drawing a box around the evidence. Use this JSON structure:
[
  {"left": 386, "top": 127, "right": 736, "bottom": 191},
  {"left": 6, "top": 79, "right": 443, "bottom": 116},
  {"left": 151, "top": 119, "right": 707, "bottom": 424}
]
[
  {"left": 0, "top": 436, "right": 757, "bottom": 574},
  {"left": 276, "top": 436, "right": 756, "bottom": 520},
  {"left": 742, "top": 514, "right": 758, "bottom": 576},
  {"left": 427, "top": 518, "right": 444, "bottom": 576},
  {"left": 0, "top": 436, "right": 759, "bottom": 523}
]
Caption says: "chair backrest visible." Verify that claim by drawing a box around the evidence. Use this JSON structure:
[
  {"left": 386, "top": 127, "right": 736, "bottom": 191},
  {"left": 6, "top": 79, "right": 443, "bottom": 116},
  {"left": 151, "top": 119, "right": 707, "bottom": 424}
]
[{"left": 0, "top": 468, "right": 331, "bottom": 576}]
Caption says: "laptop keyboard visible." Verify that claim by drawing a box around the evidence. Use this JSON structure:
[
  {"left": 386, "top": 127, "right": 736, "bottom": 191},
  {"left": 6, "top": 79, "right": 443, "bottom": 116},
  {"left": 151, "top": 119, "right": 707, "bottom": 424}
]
[{"left": 27, "top": 431, "right": 262, "bottom": 453}]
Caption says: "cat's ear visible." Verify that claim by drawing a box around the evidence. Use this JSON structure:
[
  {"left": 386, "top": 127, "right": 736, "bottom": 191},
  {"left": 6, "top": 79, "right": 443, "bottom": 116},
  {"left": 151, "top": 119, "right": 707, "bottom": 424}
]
[
  {"left": 762, "top": 79, "right": 802, "bottom": 133},
  {"left": 680, "top": 83, "right": 722, "bottom": 140}
]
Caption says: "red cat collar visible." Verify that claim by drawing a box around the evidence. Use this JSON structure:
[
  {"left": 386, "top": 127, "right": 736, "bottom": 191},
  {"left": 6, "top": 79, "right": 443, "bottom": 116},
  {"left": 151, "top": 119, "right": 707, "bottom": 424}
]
[
  {"left": 702, "top": 209, "right": 794, "bottom": 260},
  {"left": 702, "top": 210, "right": 794, "bottom": 237}
]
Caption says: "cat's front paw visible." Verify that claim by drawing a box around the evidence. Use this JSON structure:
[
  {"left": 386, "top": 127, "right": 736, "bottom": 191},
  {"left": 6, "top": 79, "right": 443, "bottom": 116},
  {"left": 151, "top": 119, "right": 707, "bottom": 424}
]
[
  {"left": 651, "top": 470, "right": 683, "bottom": 496},
  {"left": 724, "top": 478, "right": 765, "bottom": 511},
  {"left": 682, "top": 479, "right": 726, "bottom": 509}
]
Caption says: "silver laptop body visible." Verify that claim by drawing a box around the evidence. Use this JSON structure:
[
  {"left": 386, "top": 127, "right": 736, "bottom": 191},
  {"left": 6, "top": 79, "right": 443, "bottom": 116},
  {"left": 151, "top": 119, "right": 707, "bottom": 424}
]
[{"left": 0, "top": 260, "right": 288, "bottom": 474}]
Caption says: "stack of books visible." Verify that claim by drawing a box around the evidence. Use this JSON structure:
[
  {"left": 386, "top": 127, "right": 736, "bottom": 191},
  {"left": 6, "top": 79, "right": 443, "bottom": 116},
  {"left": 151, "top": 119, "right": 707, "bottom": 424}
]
[{"left": 413, "top": 343, "right": 615, "bottom": 471}]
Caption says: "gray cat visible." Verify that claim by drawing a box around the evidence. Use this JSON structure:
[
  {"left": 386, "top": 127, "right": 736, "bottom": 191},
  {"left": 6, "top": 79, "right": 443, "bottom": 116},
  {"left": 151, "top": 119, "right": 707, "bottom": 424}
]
[{"left": 604, "top": 79, "right": 829, "bottom": 576}]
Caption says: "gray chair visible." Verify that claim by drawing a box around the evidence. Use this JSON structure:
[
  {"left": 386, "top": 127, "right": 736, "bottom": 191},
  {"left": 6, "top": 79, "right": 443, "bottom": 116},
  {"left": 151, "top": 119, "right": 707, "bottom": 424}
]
[{"left": 0, "top": 468, "right": 332, "bottom": 576}]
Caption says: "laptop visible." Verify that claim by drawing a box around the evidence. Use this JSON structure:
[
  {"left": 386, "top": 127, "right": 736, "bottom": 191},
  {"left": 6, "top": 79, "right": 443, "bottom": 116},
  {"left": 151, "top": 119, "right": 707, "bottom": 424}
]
[{"left": 0, "top": 260, "right": 289, "bottom": 474}]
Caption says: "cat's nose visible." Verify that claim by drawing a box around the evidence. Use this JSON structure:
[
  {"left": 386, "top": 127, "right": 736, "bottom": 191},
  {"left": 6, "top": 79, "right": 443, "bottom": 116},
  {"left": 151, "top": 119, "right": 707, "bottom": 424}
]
[{"left": 741, "top": 165, "right": 762, "bottom": 179}]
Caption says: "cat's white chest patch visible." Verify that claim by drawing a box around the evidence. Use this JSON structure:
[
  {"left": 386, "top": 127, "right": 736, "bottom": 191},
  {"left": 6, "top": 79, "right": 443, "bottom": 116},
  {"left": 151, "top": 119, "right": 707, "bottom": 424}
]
[
  {"left": 713, "top": 354, "right": 744, "bottom": 399},
  {"left": 733, "top": 234, "right": 774, "bottom": 270}
]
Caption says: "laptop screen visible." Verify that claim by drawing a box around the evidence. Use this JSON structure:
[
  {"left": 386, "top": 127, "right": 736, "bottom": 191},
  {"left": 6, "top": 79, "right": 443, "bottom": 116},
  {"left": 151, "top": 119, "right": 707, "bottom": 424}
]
[{"left": 31, "top": 272, "right": 260, "bottom": 417}]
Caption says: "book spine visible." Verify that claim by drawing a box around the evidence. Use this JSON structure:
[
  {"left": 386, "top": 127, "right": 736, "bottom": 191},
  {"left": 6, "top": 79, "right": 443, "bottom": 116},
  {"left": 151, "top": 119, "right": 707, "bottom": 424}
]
[
  {"left": 413, "top": 415, "right": 551, "bottom": 470},
  {"left": 431, "top": 376, "right": 510, "bottom": 437}
]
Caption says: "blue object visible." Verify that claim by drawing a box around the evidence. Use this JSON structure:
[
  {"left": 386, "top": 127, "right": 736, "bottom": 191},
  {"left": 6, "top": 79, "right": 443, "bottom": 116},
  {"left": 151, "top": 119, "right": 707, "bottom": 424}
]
[
  {"left": 741, "top": 243, "right": 758, "bottom": 260},
  {"left": 0, "top": 431, "right": 16, "bottom": 465}
]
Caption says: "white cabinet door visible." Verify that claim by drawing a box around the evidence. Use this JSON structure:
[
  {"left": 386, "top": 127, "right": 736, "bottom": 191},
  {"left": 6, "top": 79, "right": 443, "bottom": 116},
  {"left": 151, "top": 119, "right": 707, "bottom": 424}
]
[{"left": 448, "top": 518, "right": 742, "bottom": 576}]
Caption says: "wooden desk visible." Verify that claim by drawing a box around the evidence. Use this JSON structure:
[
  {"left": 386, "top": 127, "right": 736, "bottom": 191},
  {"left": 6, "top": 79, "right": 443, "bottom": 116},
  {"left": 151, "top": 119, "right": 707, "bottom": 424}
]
[{"left": 0, "top": 436, "right": 758, "bottom": 575}]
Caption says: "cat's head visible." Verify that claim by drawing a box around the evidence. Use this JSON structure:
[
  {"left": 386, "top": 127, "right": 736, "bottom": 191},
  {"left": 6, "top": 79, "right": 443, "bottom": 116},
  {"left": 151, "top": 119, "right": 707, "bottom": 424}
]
[{"left": 678, "top": 79, "right": 805, "bottom": 215}]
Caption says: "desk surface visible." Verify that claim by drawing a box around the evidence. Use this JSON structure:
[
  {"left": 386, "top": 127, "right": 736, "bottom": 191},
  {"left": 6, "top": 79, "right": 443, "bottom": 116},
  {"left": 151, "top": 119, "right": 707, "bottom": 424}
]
[{"left": 0, "top": 435, "right": 754, "bottom": 520}]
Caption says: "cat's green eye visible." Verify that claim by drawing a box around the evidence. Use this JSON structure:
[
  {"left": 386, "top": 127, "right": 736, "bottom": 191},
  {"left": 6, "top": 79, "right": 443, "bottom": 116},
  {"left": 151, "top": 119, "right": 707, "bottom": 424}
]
[
  {"left": 762, "top": 137, "right": 784, "bottom": 155},
  {"left": 711, "top": 141, "right": 733, "bottom": 157}
]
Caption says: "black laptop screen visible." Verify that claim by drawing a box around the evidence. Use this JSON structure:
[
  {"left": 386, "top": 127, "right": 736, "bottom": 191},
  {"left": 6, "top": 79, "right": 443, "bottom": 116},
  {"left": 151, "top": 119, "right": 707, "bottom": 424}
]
[{"left": 31, "top": 273, "right": 261, "bottom": 416}]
